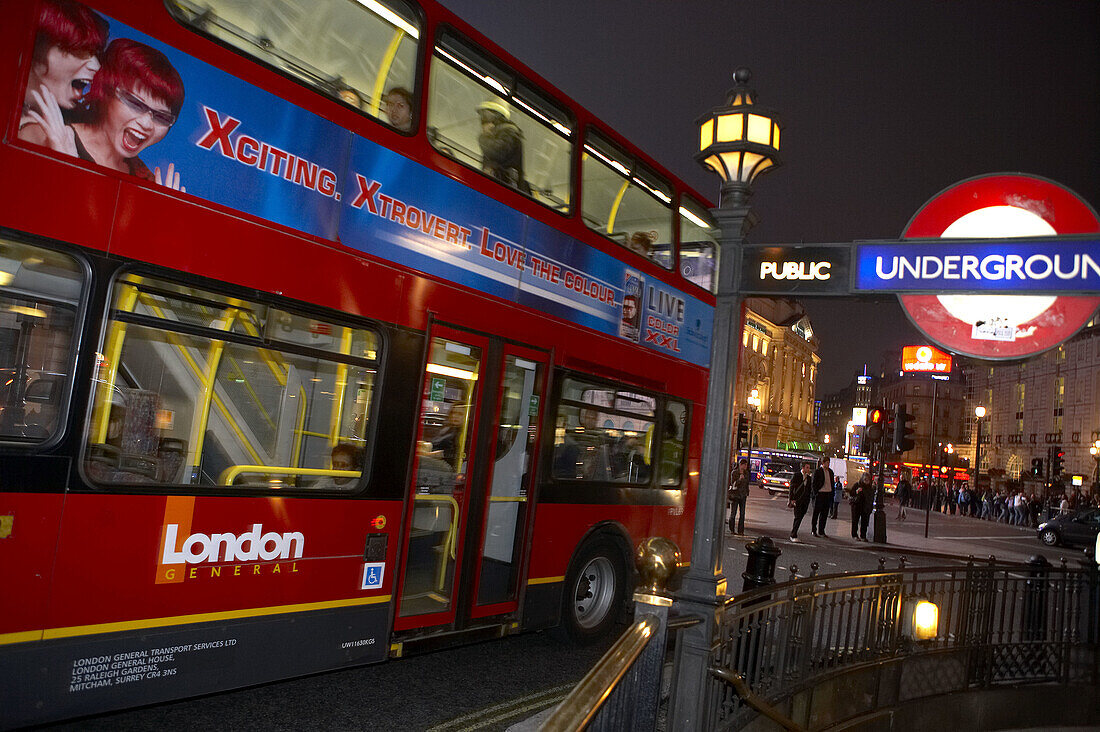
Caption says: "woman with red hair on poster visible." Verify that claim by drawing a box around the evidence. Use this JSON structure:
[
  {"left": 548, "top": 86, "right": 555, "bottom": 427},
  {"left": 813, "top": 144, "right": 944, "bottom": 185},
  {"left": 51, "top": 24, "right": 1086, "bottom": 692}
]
[
  {"left": 19, "top": 0, "right": 109, "bottom": 151},
  {"left": 69, "top": 38, "right": 186, "bottom": 189}
]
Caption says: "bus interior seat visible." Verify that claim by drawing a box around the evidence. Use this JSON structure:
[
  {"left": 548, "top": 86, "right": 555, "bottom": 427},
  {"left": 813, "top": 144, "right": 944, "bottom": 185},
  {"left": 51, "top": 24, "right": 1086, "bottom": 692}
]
[{"left": 157, "top": 437, "right": 187, "bottom": 483}]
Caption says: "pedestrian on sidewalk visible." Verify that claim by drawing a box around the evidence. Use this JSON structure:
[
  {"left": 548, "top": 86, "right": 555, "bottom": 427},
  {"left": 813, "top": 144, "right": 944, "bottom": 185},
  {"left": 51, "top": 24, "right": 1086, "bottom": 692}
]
[
  {"left": 811, "top": 456, "right": 834, "bottom": 537},
  {"left": 895, "top": 472, "right": 912, "bottom": 521},
  {"left": 728, "top": 458, "right": 750, "bottom": 535},
  {"left": 830, "top": 474, "right": 843, "bottom": 519},
  {"left": 850, "top": 472, "right": 873, "bottom": 541},
  {"left": 787, "top": 461, "right": 813, "bottom": 542}
]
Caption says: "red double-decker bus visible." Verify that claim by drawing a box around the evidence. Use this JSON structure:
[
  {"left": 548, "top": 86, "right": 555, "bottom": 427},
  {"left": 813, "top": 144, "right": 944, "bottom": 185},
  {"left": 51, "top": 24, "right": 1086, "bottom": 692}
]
[{"left": 0, "top": 0, "right": 720, "bottom": 724}]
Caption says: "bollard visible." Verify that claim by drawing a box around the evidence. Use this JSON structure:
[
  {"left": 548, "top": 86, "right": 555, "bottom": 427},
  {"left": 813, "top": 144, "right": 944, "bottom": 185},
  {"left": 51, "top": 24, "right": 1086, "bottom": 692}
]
[
  {"left": 741, "top": 536, "right": 781, "bottom": 593},
  {"left": 1023, "top": 554, "right": 1050, "bottom": 643}
]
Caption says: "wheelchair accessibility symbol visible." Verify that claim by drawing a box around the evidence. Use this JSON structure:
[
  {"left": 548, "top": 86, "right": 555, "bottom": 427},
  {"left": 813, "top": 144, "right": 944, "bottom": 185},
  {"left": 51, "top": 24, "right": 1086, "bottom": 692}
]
[{"left": 361, "top": 562, "right": 385, "bottom": 590}]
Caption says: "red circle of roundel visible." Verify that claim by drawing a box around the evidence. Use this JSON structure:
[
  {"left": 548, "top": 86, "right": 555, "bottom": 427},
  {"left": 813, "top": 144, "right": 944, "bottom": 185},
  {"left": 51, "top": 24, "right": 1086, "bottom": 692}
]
[{"left": 898, "top": 173, "right": 1100, "bottom": 360}]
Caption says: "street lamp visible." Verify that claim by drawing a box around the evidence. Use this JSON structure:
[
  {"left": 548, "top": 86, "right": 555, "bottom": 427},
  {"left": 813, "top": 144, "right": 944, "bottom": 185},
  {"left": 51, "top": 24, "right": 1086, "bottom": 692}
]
[
  {"left": 974, "top": 406, "right": 986, "bottom": 488},
  {"left": 746, "top": 387, "right": 761, "bottom": 482},
  {"left": 671, "top": 67, "right": 782, "bottom": 731},
  {"left": 1090, "top": 440, "right": 1100, "bottom": 493}
]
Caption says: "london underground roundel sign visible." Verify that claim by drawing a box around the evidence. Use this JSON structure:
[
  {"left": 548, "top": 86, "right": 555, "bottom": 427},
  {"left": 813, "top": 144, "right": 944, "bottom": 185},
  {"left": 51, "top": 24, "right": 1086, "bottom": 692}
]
[{"left": 899, "top": 174, "right": 1100, "bottom": 359}]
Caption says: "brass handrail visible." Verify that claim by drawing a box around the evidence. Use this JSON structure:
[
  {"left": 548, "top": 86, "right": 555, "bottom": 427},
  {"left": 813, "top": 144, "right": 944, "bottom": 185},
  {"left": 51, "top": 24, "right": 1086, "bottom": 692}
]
[
  {"left": 709, "top": 667, "right": 806, "bottom": 732},
  {"left": 540, "top": 616, "right": 658, "bottom": 731}
]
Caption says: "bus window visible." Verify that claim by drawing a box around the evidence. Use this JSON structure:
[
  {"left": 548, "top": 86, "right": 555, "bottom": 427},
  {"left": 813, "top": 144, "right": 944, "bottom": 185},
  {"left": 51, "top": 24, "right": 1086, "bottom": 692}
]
[
  {"left": 167, "top": 0, "right": 420, "bottom": 129},
  {"left": 0, "top": 241, "right": 85, "bottom": 444},
  {"left": 84, "top": 273, "right": 380, "bottom": 489},
  {"left": 582, "top": 130, "right": 673, "bottom": 269},
  {"left": 428, "top": 32, "right": 573, "bottom": 210},
  {"left": 658, "top": 401, "right": 687, "bottom": 486},
  {"left": 551, "top": 376, "right": 657, "bottom": 484},
  {"left": 679, "top": 194, "right": 718, "bottom": 293}
]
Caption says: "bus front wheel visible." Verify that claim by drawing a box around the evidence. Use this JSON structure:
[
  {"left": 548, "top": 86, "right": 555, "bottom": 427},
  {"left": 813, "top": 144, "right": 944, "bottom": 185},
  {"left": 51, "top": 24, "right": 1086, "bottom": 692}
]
[{"left": 561, "top": 537, "right": 627, "bottom": 643}]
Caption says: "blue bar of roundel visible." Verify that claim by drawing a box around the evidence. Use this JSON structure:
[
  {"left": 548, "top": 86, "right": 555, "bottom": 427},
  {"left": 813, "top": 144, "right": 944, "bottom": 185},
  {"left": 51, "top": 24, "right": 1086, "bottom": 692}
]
[{"left": 856, "top": 241, "right": 1100, "bottom": 291}]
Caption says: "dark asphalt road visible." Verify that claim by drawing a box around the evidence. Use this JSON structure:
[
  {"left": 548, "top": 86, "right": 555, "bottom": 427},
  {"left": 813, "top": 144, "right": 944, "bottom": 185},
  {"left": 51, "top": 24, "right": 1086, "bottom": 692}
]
[{"left": 42, "top": 631, "right": 615, "bottom": 731}]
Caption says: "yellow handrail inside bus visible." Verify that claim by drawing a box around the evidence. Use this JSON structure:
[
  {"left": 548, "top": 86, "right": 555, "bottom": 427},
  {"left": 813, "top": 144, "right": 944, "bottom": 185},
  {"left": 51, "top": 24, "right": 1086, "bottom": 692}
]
[
  {"left": 329, "top": 326, "right": 355, "bottom": 446},
  {"left": 412, "top": 494, "right": 460, "bottom": 590},
  {"left": 606, "top": 178, "right": 630, "bottom": 235},
  {"left": 487, "top": 496, "right": 527, "bottom": 503},
  {"left": 91, "top": 281, "right": 141, "bottom": 443},
  {"left": 369, "top": 28, "right": 406, "bottom": 117},
  {"left": 219, "top": 465, "right": 361, "bottom": 485}
]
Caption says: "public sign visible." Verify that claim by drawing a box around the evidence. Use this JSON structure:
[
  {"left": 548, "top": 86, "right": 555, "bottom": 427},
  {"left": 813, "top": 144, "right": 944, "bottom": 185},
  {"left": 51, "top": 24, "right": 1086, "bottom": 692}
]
[
  {"left": 894, "top": 174, "right": 1100, "bottom": 360},
  {"left": 740, "top": 245, "right": 850, "bottom": 295},
  {"left": 901, "top": 345, "right": 953, "bottom": 374}
]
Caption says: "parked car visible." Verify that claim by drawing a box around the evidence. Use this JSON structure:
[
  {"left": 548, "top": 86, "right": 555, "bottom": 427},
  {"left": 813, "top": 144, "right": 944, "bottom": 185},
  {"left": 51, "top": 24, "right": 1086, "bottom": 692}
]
[
  {"left": 1037, "top": 508, "right": 1100, "bottom": 548},
  {"left": 762, "top": 470, "right": 794, "bottom": 496}
]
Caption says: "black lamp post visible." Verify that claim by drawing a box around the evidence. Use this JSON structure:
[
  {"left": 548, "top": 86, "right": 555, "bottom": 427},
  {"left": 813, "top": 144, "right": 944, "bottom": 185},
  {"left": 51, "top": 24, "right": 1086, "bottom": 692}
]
[
  {"left": 669, "top": 67, "right": 782, "bottom": 731},
  {"left": 1090, "top": 440, "right": 1099, "bottom": 494},
  {"left": 973, "top": 405, "right": 986, "bottom": 489}
]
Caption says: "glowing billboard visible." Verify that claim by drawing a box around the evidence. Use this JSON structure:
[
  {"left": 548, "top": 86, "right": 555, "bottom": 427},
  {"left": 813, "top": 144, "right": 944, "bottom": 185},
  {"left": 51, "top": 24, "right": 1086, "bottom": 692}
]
[{"left": 902, "top": 345, "right": 953, "bottom": 373}]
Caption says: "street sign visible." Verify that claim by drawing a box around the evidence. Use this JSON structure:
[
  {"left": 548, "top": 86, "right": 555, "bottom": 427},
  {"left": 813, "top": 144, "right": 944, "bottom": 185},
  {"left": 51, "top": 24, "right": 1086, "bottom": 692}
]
[
  {"left": 740, "top": 245, "right": 851, "bottom": 295},
  {"left": 896, "top": 174, "right": 1100, "bottom": 359}
]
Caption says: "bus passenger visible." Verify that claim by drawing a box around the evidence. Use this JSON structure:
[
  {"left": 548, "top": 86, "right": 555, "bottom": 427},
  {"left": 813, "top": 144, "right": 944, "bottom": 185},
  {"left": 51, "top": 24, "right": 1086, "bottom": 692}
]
[
  {"left": 476, "top": 100, "right": 530, "bottom": 194},
  {"left": 626, "top": 231, "right": 656, "bottom": 258},
  {"left": 70, "top": 39, "right": 185, "bottom": 189},
  {"left": 19, "top": 0, "right": 109, "bottom": 152},
  {"left": 383, "top": 86, "right": 414, "bottom": 131},
  {"left": 313, "top": 443, "right": 362, "bottom": 489}
]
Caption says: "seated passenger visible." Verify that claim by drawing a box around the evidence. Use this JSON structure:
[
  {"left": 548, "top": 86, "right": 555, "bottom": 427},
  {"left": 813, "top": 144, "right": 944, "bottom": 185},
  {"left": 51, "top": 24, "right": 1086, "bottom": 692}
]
[
  {"left": 626, "top": 231, "right": 656, "bottom": 258},
  {"left": 314, "top": 443, "right": 361, "bottom": 489},
  {"left": 383, "top": 86, "right": 413, "bottom": 131},
  {"left": 476, "top": 100, "right": 530, "bottom": 194},
  {"left": 552, "top": 407, "right": 611, "bottom": 480}
]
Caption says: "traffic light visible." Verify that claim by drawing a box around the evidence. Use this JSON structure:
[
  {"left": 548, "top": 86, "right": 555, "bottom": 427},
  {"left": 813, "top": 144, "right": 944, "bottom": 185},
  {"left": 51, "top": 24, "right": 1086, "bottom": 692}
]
[
  {"left": 893, "top": 403, "right": 915, "bottom": 453},
  {"left": 1052, "top": 447, "right": 1065, "bottom": 476},
  {"left": 735, "top": 413, "right": 749, "bottom": 451},
  {"left": 863, "top": 407, "right": 885, "bottom": 455},
  {"left": 1030, "top": 458, "right": 1043, "bottom": 477}
]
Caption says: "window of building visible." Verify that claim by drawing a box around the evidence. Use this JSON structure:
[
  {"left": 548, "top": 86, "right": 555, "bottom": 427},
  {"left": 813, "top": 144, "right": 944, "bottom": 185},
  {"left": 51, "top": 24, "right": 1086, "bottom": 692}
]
[
  {"left": 0, "top": 240, "right": 86, "bottom": 445},
  {"left": 168, "top": 0, "right": 420, "bottom": 129},
  {"left": 84, "top": 273, "right": 380, "bottom": 489},
  {"left": 550, "top": 375, "right": 685, "bottom": 486},
  {"left": 582, "top": 130, "right": 673, "bottom": 268},
  {"left": 678, "top": 195, "right": 716, "bottom": 292},
  {"left": 428, "top": 32, "right": 573, "bottom": 208}
]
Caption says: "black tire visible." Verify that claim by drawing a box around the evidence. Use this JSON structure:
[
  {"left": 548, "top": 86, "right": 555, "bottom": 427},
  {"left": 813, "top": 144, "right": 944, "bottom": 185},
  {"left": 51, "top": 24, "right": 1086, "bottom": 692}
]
[
  {"left": 1039, "top": 528, "right": 1060, "bottom": 546},
  {"left": 560, "top": 536, "right": 627, "bottom": 644}
]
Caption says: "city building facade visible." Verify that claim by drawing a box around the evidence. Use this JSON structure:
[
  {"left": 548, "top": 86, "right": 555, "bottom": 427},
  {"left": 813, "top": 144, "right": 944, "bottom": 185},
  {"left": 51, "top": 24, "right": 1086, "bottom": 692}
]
[
  {"left": 969, "top": 320, "right": 1100, "bottom": 489},
  {"left": 735, "top": 298, "right": 822, "bottom": 451},
  {"left": 874, "top": 348, "right": 967, "bottom": 468}
]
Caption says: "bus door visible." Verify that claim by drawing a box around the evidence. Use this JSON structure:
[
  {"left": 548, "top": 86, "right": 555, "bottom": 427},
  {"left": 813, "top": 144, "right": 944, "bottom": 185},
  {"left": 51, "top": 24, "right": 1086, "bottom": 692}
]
[
  {"left": 468, "top": 344, "right": 546, "bottom": 620},
  {"left": 394, "top": 330, "right": 546, "bottom": 630}
]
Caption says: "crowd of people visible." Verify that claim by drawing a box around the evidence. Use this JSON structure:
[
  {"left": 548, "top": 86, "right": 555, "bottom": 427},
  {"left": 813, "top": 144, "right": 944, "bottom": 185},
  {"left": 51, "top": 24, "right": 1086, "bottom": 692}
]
[
  {"left": 729, "top": 462, "right": 1100, "bottom": 539},
  {"left": 921, "top": 481, "right": 1100, "bottom": 528}
]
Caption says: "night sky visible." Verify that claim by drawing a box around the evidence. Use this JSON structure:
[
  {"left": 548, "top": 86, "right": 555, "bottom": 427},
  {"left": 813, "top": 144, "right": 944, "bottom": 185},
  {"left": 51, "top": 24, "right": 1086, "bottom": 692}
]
[{"left": 437, "top": 0, "right": 1100, "bottom": 393}]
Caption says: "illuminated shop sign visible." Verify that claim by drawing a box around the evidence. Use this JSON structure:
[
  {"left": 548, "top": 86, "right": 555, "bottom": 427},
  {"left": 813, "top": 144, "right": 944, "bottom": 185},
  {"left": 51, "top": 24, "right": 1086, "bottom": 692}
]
[{"left": 902, "top": 345, "right": 953, "bottom": 374}]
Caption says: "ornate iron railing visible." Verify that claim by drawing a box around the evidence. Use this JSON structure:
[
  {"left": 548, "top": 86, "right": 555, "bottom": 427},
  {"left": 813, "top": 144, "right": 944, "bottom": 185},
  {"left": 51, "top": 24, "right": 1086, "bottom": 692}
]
[{"left": 708, "top": 557, "right": 1100, "bottom": 730}]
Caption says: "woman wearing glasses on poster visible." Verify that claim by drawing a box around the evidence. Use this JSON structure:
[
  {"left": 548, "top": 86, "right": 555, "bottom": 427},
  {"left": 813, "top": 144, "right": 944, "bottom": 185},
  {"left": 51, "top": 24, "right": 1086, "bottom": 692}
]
[
  {"left": 24, "top": 37, "right": 186, "bottom": 191},
  {"left": 19, "top": 0, "right": 108, "bottom": 149}
]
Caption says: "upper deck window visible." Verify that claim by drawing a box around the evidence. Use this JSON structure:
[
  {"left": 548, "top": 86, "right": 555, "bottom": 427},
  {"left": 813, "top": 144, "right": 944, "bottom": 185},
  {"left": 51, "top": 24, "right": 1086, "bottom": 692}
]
[
  {"left": 678, "top": 195, "right": 718, "bottom": 293},
  {"left": 168, "top": 0, "right": 420, "bottom": 130},
  {"left": 428, "top": 31, "right": 573, "bottom": 211},
  {"left": 0, "top": 241, "right": 86, "bottom": 446},
  {"left": 582, "top": 131, "right": 673, "bottom": 269}
]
